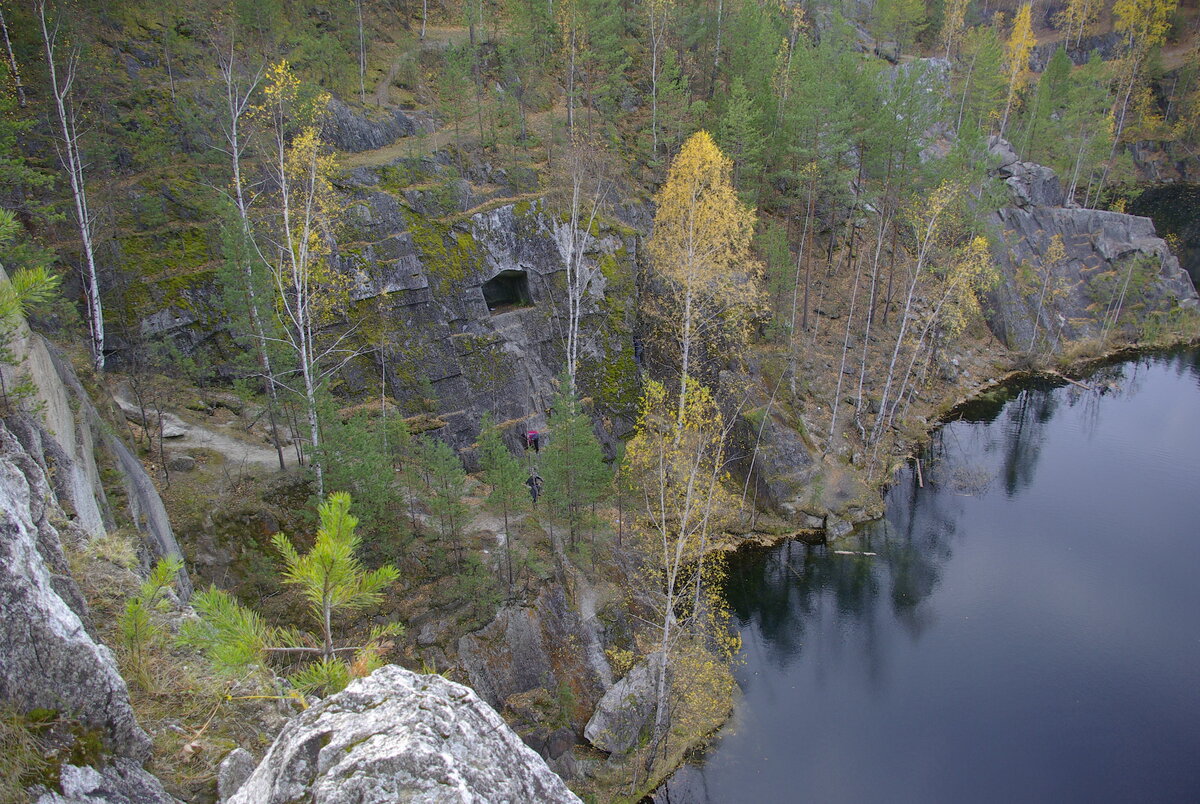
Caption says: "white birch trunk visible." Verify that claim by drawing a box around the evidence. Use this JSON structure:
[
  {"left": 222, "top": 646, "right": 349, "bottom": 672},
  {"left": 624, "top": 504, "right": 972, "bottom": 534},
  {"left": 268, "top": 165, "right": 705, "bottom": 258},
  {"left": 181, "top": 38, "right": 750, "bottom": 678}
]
[{"left": 39, "top": 2, "right": 103, "bottom": 370}]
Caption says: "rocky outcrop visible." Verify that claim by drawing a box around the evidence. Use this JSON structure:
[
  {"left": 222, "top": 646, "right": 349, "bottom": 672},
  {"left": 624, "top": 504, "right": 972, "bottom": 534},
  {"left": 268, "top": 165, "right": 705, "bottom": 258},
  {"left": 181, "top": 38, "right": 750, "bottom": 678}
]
[
  {"left": 227, "top": 664, "right": 581, "bottom": 804},
  {"left": 457, "top": 583, "right": 610, "bottom": 772},
  {"left": 988, "top": 137, "right": 1066, "bottom": 208},
  {"left": 322, "top": 96, "right": 433, "bottom": 153},
  {"left": 584, "top": 652, "right": 664, "bottom": 755},
  {"left": 983, "top": 137, "right": 1200, "bottom": 351},
  {"left": 0, "top": 274, "right": 193, "bottom": 595},
  {"left": 0, "top": 415, "right": 149, "bottom": 760}
]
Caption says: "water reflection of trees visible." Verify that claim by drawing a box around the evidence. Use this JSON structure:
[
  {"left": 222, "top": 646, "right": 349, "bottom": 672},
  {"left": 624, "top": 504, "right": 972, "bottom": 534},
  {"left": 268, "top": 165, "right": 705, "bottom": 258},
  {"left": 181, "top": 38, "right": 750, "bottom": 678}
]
[
  {"left": 722, "top": 350, "right": 1200, "bottom": 676},
  {"left": 998, "top": 388, "right": 1058, "bottom": 496},
  {"left": 726, "top": 470, "right": 960, "bottom": 669}
]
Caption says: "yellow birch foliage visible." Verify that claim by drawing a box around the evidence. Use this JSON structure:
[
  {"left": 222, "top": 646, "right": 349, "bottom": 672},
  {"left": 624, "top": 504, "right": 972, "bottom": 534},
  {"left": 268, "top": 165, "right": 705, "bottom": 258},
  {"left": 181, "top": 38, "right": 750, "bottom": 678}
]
[
  {"left": 649, "top": 130, "right": 757, "bottom": 295},
  {"left": 259, "top": 61, "right": 349, "bottom": 325},
  {"left": 623, "top": 376, "right": 739, "bottom": 771},
  {"left": 1003, "top": 4, "right": 1036, "bottom": 96},
  {"left": 1114, "top": 0, "right": 1177, "bottom": 55},
  {"left": 647, "top": 131, "right": 762, "bottom": 364},
  {"left": 1053, "top": 0, "right": 1099, "bottom": 46},
  {"left": 937, "top": 235, "right": 998, "bottom": 337},
  {"left": 624, "top": 378, "right": 735, "bottom": 572},
  {"left": 941, "top": 0, "right": 969, "bottom": 58},
  {"left": 1008, "top": 4, "right": 1036, "bottom": 83}
]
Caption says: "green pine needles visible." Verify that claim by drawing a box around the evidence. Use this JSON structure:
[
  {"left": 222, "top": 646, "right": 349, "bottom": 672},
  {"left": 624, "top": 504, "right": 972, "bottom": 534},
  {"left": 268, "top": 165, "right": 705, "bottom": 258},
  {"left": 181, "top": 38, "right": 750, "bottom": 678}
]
[
  {"left": 181, "top": 492, "right": 402, "bottom": 696},
  {"left": 117, "top": 556, "right": 183, "bottom": 691}
]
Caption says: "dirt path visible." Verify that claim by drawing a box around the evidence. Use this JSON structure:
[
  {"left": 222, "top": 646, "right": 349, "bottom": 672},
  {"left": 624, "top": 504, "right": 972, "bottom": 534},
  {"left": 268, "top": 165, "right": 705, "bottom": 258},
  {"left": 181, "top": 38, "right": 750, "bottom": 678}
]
[
  {"left": 165, "top": 421, "right": 296, "bottom": 470},
  {"left": 114, "top": 392, "right": 296, "bottom": 471}
]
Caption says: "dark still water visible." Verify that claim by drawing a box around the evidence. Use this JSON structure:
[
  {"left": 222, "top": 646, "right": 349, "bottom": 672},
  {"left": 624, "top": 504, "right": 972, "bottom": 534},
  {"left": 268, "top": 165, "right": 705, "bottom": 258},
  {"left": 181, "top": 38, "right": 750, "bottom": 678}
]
[{"left": 659, "top": 350, "right": 1200, "bottom": 804}]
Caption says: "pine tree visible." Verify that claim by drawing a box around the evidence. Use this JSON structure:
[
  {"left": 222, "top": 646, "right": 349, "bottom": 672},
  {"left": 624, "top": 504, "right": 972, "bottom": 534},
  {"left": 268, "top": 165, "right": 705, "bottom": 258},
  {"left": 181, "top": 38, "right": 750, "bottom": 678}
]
[
  {"left": 1021, "top": 46, "right": 1073, "bottom": 164},
  {"left": 315, "top": 399, "right": 395, "bottom": 535},
  {"left": 477, "top": 414, "right": 528, "bottom": 589},
  {"left": 182, "top": 494, "right": 401, "bottom": 696},
  {"left": 871, "top": 0, "right": 927, "bottom": 56},
  {"left": 542, "top": 378, "right": 607, "bottom": 550},
  {"left": 955, "top": 24, "right": 1006, "bottom": 136},
  {"left": 715, "top": 77, "right": 764, "bottom": 196},
  {"left": 417, "top": 436, "right": 470, "bottom": 570}
]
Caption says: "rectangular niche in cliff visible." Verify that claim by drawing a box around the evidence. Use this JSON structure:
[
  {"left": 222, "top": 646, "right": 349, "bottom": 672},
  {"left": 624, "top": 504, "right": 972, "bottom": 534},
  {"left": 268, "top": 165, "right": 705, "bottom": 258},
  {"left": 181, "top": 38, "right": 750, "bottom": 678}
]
[{"left": 482, "top": 269, "right": 532, "bottom": 313}]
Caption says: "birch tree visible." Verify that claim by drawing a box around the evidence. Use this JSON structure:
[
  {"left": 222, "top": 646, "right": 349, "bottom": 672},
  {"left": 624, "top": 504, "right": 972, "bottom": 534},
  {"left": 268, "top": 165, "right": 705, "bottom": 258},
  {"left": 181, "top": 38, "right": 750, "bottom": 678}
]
[
  {"left": 623, "top": 378, "right": 737, "bottom": 766},
  {"left": 1054, "top": 0, "right": 1099, "bottom": 48},
  {"left": 556, "top": 139, "right": 612, "bottom": 392},
  {"left": 647, "top": 131, "right": 759, "bottom": 424},
  {"left": 941, "top": 0, "right": 968, "bottom": 59},
  {"left": 1096, "top": 0, "right": 1178, "bottom": 200},
  {"left": 869, "top": 182, "right": 961, "bottom": 458},
  {"left": 0, "top": 1, "right": 26, "bottom": 107},
  {"left": 258, "top": 61, "right": 352, "bottom": 495},
  {"left": 1000, "top": 4, "right": 1035, "bottom": 137},
  {"left": 213, "top": 47, "right": 289, "bottom": 470},
  {"left": 37, "top": 0, "right": 103, "bottom": 370},
  {"left": 356, "top": 0, "right": 367, "bottom": 104}
]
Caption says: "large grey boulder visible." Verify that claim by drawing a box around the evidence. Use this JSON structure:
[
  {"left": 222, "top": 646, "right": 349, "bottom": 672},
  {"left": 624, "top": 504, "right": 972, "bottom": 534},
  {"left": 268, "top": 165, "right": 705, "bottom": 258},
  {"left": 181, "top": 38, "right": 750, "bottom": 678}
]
[
  {"left": 584, "top": 653, "right": 664, "bottom": 755},
  {"left": 227, "top": 664, "right": 582, "bottom": 804},
  {"left": 0, "top": 418, "right": 150, "bottom": 760}
]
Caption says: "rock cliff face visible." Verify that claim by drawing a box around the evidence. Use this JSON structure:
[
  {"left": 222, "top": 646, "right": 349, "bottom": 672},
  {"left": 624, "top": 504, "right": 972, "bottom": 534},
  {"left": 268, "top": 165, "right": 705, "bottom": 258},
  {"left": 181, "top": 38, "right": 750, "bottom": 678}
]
[
  {"left": 322, "top": 97, "right": 433, "bottom": 153},
  {"left": 0, "top": 274, "right": 192, "bottom": 595},
  {"left": 983, "top": 137, "right": 1199, "bottom": 351},
  {"left": 226, "top": 664, "right": 581, "bottom": 804},
  {"left": 457, "top": 583, "right": 612, "bottom": 777},
  {"left": 0, "top": 415, "right": 150, "bottom": 760},
  {"left": 336, "top": 183, "right": 637, "bottom": 455}
]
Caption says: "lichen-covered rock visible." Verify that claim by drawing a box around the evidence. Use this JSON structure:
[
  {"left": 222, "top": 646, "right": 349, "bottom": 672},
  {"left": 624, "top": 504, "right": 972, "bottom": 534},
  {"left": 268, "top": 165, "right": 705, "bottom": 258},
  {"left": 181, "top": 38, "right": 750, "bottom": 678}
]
[
  {"left": 217, "top": 747, "right": 257, "bottom": 802},
  {"left": 988, "top": 136, "right": 1065, "bottom": 208},
  {"left": 33, "top": 758, "right": 177, "bottom": 804},
  {"left": 584, "top": 653, "right": 664, "bottom": 755},
  {"left": 0, "top": 418, "right": 150, "bottom": 760},
  {"left": 227, "top": 664, "right": 581, "bottom": 804}
]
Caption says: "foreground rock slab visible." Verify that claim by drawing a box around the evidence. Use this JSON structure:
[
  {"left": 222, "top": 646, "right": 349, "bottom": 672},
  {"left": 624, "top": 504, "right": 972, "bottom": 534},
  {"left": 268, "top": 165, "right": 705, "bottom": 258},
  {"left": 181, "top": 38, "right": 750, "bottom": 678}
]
[{"left": 227, "top": 664, "right": 581, "bottom": 804}]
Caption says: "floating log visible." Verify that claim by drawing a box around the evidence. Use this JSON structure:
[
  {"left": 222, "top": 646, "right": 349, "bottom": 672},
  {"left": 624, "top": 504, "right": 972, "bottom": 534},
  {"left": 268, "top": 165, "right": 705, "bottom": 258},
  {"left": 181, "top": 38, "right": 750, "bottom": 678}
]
[{"left": 1049, "top": 371, "right": 1094, "bottom": 391}]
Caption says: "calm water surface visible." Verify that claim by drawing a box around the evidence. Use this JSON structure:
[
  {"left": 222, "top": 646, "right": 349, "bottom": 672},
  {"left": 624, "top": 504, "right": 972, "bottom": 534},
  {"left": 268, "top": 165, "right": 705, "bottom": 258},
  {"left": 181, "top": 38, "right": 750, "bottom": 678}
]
[{"left": 659, "top": 350, "right": 1200, "bottom": 803}]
